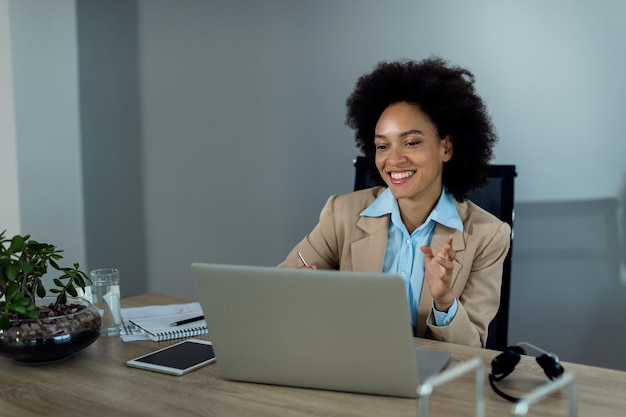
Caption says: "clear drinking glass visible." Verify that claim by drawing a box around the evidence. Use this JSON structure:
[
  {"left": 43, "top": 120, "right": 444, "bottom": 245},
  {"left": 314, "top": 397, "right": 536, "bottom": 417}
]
[{"left": 90, "top": 268, "right": 122, "bottom": 336}]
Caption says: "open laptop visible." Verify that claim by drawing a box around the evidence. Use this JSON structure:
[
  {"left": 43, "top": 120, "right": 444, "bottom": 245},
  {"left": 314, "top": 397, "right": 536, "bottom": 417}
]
[{"left": 191, "top": 263, "right": 450, "bottom": 398}]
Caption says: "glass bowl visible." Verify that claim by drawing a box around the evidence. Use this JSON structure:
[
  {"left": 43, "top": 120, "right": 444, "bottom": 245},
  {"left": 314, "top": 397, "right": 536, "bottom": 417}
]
[{"left": 0, "top": 296, "right": 102, "bottom": 363}]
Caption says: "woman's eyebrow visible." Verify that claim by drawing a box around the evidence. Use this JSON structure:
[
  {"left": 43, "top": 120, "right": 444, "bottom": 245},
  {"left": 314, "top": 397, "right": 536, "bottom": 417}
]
[
  {"left": 375, "top": 129, "right": 425, "bottom": 139},
  {"left": 400, "top": 129, "right": 425, "bottom": 137}
]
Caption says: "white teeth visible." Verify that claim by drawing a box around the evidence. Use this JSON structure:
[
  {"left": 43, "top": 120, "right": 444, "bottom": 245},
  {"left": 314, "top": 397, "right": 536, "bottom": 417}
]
[{"left": 390, "top": 171, "right": 414, "bottom": 180}]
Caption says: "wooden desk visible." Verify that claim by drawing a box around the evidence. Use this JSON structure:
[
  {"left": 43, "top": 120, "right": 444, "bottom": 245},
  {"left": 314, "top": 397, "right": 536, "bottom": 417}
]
[{"left": 1, "top": 293, "right": 625, "bottom": 417}]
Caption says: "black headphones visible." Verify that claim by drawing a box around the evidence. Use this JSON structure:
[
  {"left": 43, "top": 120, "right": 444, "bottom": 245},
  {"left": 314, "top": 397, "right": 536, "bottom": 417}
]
[{"left": 489, "top": 342, "right": 565, "bottom": 403}]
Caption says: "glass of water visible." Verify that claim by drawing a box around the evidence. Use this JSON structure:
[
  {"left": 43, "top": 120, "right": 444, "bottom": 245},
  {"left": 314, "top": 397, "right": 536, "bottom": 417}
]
[{"left": 89, "top": 268, "right": 122, "bottom": 336}]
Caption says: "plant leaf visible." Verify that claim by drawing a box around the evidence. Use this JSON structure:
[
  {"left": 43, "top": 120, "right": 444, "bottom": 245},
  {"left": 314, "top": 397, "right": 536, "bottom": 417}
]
[
  {"left": 16, "top": 297, "right": 32, "bottom": 307},
  {"left": 6, "top": 263, "right": 17, "bottom": 281},
  {"left": 67, "top": 285, "right": 78, "bottom": 297},
  {"left": 5, "top": 282, "right": 20, "bottom": 301},
  {"left": 8, "top": 235, "right": 25, "bottom": 253},
  {"left": 36, "top": 284, "right": 46, "bottom": 298},
  {"left": 25, "top": 310, "right": 39, "bottom": 319},
  {"left": 10, "top": 305, "right": 27, "bottom": 315},
  {"left": 73, "top": 275, "right": 86, "bottom": 288},
  {"left": 18, "top": 261, "right": 34, "bottom": 274}
]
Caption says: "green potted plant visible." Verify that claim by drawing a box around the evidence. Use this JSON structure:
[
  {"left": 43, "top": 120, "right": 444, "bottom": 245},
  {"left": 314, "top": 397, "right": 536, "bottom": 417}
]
[{"left": 0, "top": 230, "right": 102, "bottom": 362}]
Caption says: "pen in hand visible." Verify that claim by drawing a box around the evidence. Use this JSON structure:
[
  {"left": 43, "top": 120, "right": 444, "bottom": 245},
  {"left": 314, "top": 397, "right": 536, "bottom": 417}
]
[
  {"left": 170, "top": 315, "right": 205, "bottom": 327},
  {"left": 297, "top": 251, "right": 309, "bottom": 267}
]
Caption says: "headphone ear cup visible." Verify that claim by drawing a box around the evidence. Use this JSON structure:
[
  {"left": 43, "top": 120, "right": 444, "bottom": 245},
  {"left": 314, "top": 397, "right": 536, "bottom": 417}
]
[
  {"left": 536, "top": 354, "right": 564, "bottom": 380},
  {"left": 491, "top": 349, "right": 521, "bottom": 380}
]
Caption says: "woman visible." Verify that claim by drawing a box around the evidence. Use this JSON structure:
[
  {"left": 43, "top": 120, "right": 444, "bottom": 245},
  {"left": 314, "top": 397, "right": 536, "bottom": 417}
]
[{"left": 279, "top": 57, "right": 511, "bottom": 348}]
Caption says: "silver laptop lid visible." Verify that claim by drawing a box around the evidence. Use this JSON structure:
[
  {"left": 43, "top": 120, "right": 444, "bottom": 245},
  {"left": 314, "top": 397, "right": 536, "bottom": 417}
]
[{"left": 192, "top": 263, "right": 425, "bottom": 398}]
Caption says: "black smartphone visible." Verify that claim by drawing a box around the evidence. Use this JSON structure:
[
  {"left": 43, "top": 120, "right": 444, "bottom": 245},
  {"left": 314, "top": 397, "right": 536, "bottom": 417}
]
[{"left": 126, "top": 339, "right": 216, "bottom": 376}]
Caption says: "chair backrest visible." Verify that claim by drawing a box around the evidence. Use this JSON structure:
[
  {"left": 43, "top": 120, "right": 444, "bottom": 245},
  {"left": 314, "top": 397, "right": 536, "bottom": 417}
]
[{"left": 353, "top": 156, "right": 516, "bottom": 350}]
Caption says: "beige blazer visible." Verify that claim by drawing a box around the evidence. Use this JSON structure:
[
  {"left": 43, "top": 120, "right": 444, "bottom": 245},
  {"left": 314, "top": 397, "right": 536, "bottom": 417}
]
[{"left": 278, "top": 187, "right": 511, "bottom": 348}]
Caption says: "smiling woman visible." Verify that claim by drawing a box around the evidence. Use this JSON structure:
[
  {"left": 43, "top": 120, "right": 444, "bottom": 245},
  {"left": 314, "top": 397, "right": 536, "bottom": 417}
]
[{"left": 279, "top": 57, "right": 511, "bottom": 348}]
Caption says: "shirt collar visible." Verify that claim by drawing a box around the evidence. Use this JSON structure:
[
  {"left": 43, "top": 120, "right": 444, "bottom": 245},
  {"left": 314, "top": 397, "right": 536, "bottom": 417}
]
[{"left": 360, "top": 187, "right": 464, "bottom": 232}]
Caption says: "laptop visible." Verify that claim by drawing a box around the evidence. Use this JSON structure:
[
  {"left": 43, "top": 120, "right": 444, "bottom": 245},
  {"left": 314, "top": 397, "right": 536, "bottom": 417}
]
[{"left": 191, "top": 263, "right": 450, "bottom": 398}]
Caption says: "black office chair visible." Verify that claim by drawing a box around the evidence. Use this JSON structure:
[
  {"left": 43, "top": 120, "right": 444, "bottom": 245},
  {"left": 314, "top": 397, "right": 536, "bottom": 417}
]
[{"left": 353, "top": 156, "right": 516, "bottom": 350}]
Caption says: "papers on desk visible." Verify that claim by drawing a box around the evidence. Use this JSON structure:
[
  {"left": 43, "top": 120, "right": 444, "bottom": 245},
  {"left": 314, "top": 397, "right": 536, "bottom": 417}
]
[{"left": 120, "top": 302, "right": 204, "bottom": 342}]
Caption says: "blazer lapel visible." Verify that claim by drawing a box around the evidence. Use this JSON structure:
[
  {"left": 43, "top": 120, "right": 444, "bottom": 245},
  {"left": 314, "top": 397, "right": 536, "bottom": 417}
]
[{"left": 350, "top": 215, "right": 389, "bottom": 272}]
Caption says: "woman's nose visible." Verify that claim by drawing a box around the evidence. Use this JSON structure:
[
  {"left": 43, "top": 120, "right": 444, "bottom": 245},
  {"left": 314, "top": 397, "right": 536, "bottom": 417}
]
[{"left": 387, "top": 145, "right": 406, "bottom": 164}]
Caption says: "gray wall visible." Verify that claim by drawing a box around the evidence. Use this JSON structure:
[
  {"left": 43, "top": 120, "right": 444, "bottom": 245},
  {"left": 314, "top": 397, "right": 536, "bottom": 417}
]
[
  {"left": 0, "top": 0, "right": 20, "bottom": 236},
  {"left": 8, "top": 0, "right": 86, "bottom": 275},
  {"left": 76, "top": 0, "right": 147, "bottom": 297},
  {"left": 7, "top": 1, "right": 626, "bottom": 371}
]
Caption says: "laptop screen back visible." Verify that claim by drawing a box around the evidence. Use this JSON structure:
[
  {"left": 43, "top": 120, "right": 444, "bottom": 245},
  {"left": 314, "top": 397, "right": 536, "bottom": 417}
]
[{"left": 192, "top": 263, "right": 430, "bottom": 398}]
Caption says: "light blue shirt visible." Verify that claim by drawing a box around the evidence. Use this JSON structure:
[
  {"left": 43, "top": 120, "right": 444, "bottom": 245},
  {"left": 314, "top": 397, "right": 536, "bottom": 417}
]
[{"left": 360, "top": 187, "right": 463, "bottom": 328}]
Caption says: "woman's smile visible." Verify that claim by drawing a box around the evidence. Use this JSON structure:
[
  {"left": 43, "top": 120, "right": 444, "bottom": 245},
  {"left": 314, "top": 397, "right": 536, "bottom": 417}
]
[{"left": 389, "top": 170, "right": 416, "bottom": 184}]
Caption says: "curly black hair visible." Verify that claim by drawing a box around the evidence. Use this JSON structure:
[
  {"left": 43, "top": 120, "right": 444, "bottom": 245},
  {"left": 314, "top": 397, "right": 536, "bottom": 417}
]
[{"left": 345, "top": 56, "right": 497, "bottom": 201}]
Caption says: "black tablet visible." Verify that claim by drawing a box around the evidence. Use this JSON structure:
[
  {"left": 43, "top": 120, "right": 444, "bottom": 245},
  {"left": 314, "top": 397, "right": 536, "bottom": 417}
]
[{"left": 126, "top": 339, "right": 216, "bottom": 376}]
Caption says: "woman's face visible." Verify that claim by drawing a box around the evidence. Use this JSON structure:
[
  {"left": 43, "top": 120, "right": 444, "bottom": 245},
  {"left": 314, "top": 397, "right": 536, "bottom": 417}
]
[{"left": 374, "top": 101, "right": 452, "bottom": 203}]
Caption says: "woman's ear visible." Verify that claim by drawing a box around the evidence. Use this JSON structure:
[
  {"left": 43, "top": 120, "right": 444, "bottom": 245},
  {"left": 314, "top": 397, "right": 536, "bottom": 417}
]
[{"left": 441, "top": 135, "right": 453, "bottom": 162}]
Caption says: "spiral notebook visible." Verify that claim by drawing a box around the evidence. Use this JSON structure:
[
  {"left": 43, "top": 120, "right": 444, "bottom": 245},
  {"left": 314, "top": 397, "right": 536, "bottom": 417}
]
[{"left": 129, "top": 312, "right": 208, "bottom": 342}]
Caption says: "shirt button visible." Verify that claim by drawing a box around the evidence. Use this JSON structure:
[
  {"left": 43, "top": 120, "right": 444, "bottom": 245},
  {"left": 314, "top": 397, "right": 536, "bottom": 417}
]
[
  {"left": 406, "top": 239, "right": 411, "bottom": 244},
  {"left": 401, "top": 272, "right": 407, "bottom": 277}
]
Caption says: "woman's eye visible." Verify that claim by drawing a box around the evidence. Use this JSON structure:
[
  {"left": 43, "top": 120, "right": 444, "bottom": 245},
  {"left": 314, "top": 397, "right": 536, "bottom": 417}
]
[
  {"left": 405, "top": 140, "right": 421, "bottom": 147},
  {"left": 375, "top": 144, "right": 388, "bottom": 151}
]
